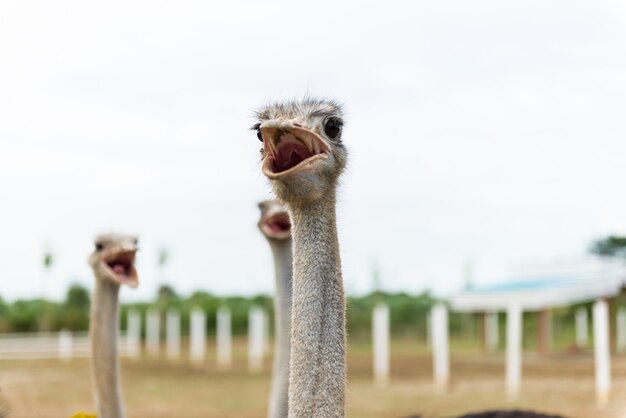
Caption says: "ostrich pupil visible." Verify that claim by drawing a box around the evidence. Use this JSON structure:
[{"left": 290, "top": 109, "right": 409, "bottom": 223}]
[
  {"left": 256, "top": 129, "right": 263, "bottom": 142},
  {"left": 324, "top": 118, "right": 341, "bottom": 139},
  {"left": 95, "top": 243, "right": 104, "bottom": 251}
]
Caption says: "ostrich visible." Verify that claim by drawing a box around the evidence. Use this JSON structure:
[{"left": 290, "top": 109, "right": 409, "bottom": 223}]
[
  {"left": 403, "top": 412, "right": 564, "bottom": 418},
  {"left": 87, "top": 233, "right": 139, "bottom": 418},
  {"left": 253, "top": 97, "right": 565, "bottom": 418},
  {"left": 254, "top": 97, "right": 348, "bottom": 418},
  {"left": 258, "top": 199, "right": 293, "bottom": 418}
]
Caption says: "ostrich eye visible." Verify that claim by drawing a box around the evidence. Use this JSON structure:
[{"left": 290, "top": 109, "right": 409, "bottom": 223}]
[
  {"left": 324, "top": 117, "right": 343, "bottom": 139},
  {"left": 251, "top": 123, "right": 263, "bottom": 142},
  {"left": 95, "top": 243, "right": 104, "bottom": 251}
]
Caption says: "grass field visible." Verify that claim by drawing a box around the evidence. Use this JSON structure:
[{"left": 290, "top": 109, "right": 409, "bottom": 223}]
[{"left": 2, "top": 337, "right": 626, "bottom": 418}]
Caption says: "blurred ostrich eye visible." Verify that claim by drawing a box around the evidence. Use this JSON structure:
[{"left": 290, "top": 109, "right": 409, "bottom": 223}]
[
  {"left": 324, "top": 117, "right": 343, "bottom": 139},
  {"left": 133, "top": 238, "right": 139, "bottom": 246},
  {"left": 256, "top": 129, "right": 263, "bottom": 142},
  {"left": 95, "top": 243, "right": 104, "bottom": 251}
]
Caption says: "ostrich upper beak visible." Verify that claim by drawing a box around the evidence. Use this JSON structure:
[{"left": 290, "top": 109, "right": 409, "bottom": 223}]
[
  {"left": 260, "top": 121, "right": 331, "bottom": 179},
  {"left": 102, "top": 245, "right": 139, "bottom": 288}
]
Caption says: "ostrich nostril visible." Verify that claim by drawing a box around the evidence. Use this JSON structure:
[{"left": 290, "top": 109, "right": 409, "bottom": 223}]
[{"left": 293, "top": 123, "right": 302, "bottom": 127}]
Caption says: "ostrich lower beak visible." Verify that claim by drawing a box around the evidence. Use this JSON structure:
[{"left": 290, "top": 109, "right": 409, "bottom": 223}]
[
  {"left": 261, "top": 124, "right": 331, "bottom": 179},
  {"left": 259, "top": 211, "right": 292, "bottom": 240}
]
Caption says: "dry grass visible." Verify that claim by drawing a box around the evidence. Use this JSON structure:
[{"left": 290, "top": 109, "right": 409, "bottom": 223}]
[{"left": 2, "top": 337, "right": 626, "bottom": 418}]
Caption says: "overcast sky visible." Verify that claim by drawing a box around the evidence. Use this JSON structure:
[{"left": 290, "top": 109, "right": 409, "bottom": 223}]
[{"left": 1, "top": 0, "right": 625, "bottom": 302}]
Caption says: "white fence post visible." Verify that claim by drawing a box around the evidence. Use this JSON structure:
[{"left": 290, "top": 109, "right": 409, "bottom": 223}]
[
  {"left": 217, "top": 306, "right": 232, "bottom": 370},
  {"left": 373, "top": 303, "right": 390, "bottom": 387},
  {"left": 166, "top": 309, "right": 181, "bottom": 360},
  {"left": 593, "top": 299, "right": 611, "bottom": 407},
  {"left": 59, "top": 329, "right": 72, "bottom": 363},
  {"left": 431, "top": 303, "right": 449, "bottom": 393},
  {"left": 248, "top": 306, "right": 264, "bottom": 373},
  {"left": 506, "top": 304, "right": 522, "bottom": 401},
  {"left": 616, "top": 307, "right": 626, "bottom": 353},
  {"left": 146, "top": 308, "right": 160, "bottom": 356},
  {"left": 127, "top": 310, "right": 141, "bottom": 359},
  {"left": 190, "top": 308, "right": 206, "bottom": 367},
  {"left": 576, "top": 307, "right": 588, "bottom": 349},
  {"left": 486, "top": 311, "right": 499, "bottom": 352}
]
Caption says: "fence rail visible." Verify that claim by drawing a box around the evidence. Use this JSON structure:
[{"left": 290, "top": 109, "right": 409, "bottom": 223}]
[{"left": 0, "top": 331, "right": 136, "bottom": 360}]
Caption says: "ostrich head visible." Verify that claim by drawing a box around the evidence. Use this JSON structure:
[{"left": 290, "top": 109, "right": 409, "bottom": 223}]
[
  {"left": 253, "top": 97, "right": 347, "bottom": 205},
  {"left": 88, "top": 233, "right": 139, "bottom": 288},
  {"left": 258, "top": 199, "right": 292, "bottom": 240}
]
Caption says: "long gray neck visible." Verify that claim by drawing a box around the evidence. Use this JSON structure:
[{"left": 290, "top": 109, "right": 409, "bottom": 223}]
[
  {"left": 288, "top": 195, "right": 345, "bottom": 418},
  {"left": 267, "top": 237, "right": 293, "bottom": 418},
  {"left": 90, "top": 279, "right": 125, "bottom": 418}
]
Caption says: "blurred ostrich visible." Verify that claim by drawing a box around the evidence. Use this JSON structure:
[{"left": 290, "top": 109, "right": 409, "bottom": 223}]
[
  {"left": 255, "top": 97, "right": 348, "bottom": 418},
  {"left": 258, "top": 199, "right": 293, "bottom": 418},
  {"left": 88, "top": 233, "right": 139, "bottom": 418}
]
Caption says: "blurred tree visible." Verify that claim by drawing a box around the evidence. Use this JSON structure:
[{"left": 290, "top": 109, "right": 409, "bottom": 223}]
[
  {"left": 60, "top": 284, "right": 90, "bottom": 331},
  {"left": 590, "top": 235, "right": 626, "bottom": 259},
  {"left": 65, "top": 284, "right": 90, "bottom": 310},
  {"left": 0, "top": 296, "right": 8, "bottom": 332},
  {"left": 9, "top": 300, "right": 41, "bottom": 332},
  {"left": 156, "top": 284, "right": 180, "bottom": 315},
  {"left": 157, "top": 284, "right": 178, "bottom": 303}
]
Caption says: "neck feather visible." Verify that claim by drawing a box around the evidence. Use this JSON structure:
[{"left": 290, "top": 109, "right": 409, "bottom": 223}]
[
  {"left": 90, "top": 278, "right": 125, "bottom": 418},
  {"left": 267, "top": 238, "right": 293, "bottom": 418},
  {"left": 288, "top": 195, "right": 345, "bottom": 418}
]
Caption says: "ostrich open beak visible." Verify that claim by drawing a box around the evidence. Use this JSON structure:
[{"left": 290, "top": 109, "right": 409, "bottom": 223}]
[
  {"left": 259, "top": 210, "right": 292, "bottom": 240},
  {"left": 101, "top": 245, "right": 139, "bottom": 288},
  {"left": 260, "top": 122, "right": 331, "bottom": 179}
]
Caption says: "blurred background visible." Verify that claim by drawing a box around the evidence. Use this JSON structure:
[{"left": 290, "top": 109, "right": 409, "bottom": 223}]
[{"left": 1, "top": 0, "right": 626, "bottom": 417}]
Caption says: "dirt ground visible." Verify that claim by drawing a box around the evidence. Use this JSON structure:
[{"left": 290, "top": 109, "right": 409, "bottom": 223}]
[{"left": 2, "top": 338, "right": 626, "bottom": 418}]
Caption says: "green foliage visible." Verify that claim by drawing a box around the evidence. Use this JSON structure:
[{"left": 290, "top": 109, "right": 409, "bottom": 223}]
[
  {"left": 0, "top": 287, "right": 436, "bottom": 337},
  {"left": 590, "top": 235, "right": 626, "bottom": 258},
  {"left": 7, "top": 300, "right": 43, "bottom": 332},
  {"left": 60, "top": 284, "right": 90, "bottom": 331},
  {"left": 0, "top": 285, "right": 607, "bottom": 353},
  {"left": 347, "top": 291, "right": 436, "bottom": 338},
  {"left": 66, "top": 284, "right": 90, "bottom": 310},
  {"left": 0, "top": 296, "right": 8, "bottom": 332}
]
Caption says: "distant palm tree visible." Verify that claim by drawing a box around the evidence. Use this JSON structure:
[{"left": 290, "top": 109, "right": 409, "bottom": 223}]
[
  {"left": 158, "top": 247, "right": 169, "bottom": 269},
  {"left": 39, "top": 247, "right": 55, "bottom": 331},
  {"left": 156, "top": 247, "right": 171, "bottom": 337},
  {"left": 590, "top": 235, "right": 626, "bottom": 259}
]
